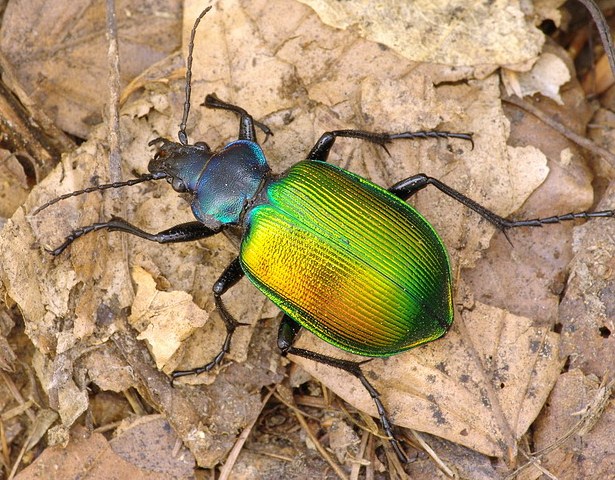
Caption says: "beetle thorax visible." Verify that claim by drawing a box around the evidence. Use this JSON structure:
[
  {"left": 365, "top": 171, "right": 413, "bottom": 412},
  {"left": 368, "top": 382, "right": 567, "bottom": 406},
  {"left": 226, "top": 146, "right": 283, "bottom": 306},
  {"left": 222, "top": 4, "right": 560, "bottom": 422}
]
[{"left": 191, "top": 140, "right": 270, "bottom": 229}]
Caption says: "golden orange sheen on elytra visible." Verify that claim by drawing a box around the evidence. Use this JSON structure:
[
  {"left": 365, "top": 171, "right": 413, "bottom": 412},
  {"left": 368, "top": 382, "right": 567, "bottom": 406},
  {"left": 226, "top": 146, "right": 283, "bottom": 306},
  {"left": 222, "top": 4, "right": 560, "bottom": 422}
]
[{"left": 241, "top": 160, "right": 453, "bottom": 356}]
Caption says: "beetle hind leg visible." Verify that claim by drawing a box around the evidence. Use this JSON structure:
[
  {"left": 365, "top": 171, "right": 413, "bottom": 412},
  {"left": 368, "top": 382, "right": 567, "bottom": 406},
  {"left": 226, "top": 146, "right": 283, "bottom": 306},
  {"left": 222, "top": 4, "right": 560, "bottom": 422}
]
[{"left": 277, "top": 314, "right": 408, "bottom": 463}]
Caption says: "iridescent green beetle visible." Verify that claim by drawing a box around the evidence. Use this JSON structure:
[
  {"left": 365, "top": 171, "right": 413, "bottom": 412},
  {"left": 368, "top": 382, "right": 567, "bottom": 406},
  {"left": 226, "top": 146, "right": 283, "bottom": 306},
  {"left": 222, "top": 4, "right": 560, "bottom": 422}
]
[{"left": 34, "top": 7, "right": 615, "bottom": 463}]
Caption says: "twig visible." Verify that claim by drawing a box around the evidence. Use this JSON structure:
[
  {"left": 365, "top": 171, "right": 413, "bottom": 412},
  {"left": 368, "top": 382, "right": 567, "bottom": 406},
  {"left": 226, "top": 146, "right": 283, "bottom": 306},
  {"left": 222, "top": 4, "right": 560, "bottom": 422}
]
[
  {"left": 410, "top": 430, "right": 457, "bottom": 478},
  {"left": 218, "top": 388, "right": 276, "bottom": 480},
  {"left": 505, "top": 377, "right": 614, "bottom": 479},
  {"left": 105, "top": 0, "right": 122, "bottom": 185},
  {"left": 503, "top": 95, "right": 615, "bottom": 168},
  {"left": 273, "top": 389, "right": 349, "bottom": 480}
]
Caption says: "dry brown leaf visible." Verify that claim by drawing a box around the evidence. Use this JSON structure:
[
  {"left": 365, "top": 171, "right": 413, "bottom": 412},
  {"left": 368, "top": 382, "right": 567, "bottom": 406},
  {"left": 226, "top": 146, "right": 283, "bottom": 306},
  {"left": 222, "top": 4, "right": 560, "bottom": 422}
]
[
  {"left": 129, "top": 266, "right": 210, "bottom": 372},
  {"left": 462, "top": 303, "right": 561, "bottom": 441},
  {"left": 296, "top": 0, "right": 556, "bottom": 68},
  {"left": 81, "top": 349, "right": 136, "bottom": 393},
  {"left": 293, "top": 301, "right": 561, "bottom": 457},
  {"left": 23, "top": 409, "right": 59, "bottom": 453},
  {"left": 31, "top": 350, "right": 89, "bottom": 427},
  {"left": 502, "top": 52, "right": 571, "bottom": 104},
  {"left": 559, "top": 185, "right": 615, "bottom": 376},
  {"left": 0, "top": 149, "right": 34, "bottom": 218},
  {"left": 15, "top": 425, "right": 185, "bottom": 479},
  {"left": 0, "top": 0, "right": 182, "bottom": 139},
  {"left": 110, "top": 415, "right": 195, "bottom": 476},
  {"left": 0, "top": 330, "right": 17, "bottom": 372},
  {"left": 524, "top": 370, "right": 615, "bottom": 480}
]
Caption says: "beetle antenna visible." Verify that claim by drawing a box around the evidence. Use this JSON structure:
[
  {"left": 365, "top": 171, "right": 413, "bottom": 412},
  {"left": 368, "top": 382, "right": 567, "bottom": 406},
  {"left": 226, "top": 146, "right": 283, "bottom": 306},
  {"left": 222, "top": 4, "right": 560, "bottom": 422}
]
[
  {"left": 578, "top": 0, "right": 615, "bottom": 76},
  {"left": 31, "top": 173, "right": 166, "bottom": 215},
  {"left": 178, "top": 6, "right": 213, "bottom": 146}
]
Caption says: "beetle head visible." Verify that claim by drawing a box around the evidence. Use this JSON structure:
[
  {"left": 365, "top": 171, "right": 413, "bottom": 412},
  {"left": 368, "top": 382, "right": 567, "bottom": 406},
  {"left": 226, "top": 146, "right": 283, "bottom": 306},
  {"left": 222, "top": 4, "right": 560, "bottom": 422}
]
[{"left": 147, "top": 138, "right": 212, "bottom": 193}]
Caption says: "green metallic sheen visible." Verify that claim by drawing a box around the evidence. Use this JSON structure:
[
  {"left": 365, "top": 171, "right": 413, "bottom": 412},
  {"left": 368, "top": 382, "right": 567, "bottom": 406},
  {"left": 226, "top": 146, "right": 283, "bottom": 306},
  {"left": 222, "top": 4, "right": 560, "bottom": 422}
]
[{"left": 240, "top": 160, "right": 453, "bottom": 357}]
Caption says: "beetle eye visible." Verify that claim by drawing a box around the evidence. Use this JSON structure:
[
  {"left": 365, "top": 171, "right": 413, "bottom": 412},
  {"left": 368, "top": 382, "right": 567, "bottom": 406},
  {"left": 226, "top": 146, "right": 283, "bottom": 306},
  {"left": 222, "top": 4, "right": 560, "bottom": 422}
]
[
  {"left": 171, "top": 178, "right": 187, "bottom": 192},
  {"left": 195, "top": 141, "right": 210, "bottom": 151}
]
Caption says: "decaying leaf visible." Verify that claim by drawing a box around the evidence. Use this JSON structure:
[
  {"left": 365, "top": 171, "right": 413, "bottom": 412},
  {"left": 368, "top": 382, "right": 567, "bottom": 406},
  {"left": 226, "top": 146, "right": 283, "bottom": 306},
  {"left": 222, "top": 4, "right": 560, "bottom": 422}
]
[
  {"left": 296, "top": 0, "right": 556, "bottom": 68},
  {"left": 502, "top": 51, "right": 571, "bottom": 104},
  {"left": 0, "top": 0, "right": 183, "bottom": 139},
  {"left": 520, "top": 370, "right": 615, "bottom": 479},
  {"left": 14, "top": 425, "right": 187, "bottom": 479},
  {"left": 129, "top": 266, "right": 210, "bottom": 372},
  {"left": 293, "top": 301, "right": 561, "bottom": 457}
]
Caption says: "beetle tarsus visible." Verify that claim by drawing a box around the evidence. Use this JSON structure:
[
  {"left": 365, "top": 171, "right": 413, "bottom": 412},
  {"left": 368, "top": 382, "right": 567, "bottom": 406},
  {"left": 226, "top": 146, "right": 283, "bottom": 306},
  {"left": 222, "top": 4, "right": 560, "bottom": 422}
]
[
  {"left": 306, "top": 129, "right": 473, "bottom": 162},
  {"left": 170, "top": 334, "right": 231, "bottom": 381},
  {"left": 387, "top": 173, "right": 615, "bottom": 232},
  {"left": 49, "top": 218, "right": 220, "bottom": 254},
  {"left": 202, "top": 93, "right": 273, "bottom": 142},
  {"left": 171, "top": 258, "right": 247, "bottom": 381},
  {"left": 284, "top": 344, "right": 409, "bottom": 463},
  {"left": 277, "top": 314, "right": 409, "bottom": 463}
]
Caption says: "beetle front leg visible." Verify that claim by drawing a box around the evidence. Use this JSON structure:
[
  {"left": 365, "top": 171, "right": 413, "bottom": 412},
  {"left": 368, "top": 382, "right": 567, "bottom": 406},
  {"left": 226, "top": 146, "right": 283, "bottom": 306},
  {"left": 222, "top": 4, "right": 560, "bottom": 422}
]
[
  {"left": 202, "top": 94, "right": 273, "bottom": 142},
  {"left": 306, "top": 129, "right": 473, "bottom": 162},
  {"left": 277, "top": 314, "right": 409, "bottom": 464},
  {"left": 50, "top": 218, "right": 221, "bottom": 256},
  {"left": 171, "top": 257, "right": 246, "bottom": 380}
]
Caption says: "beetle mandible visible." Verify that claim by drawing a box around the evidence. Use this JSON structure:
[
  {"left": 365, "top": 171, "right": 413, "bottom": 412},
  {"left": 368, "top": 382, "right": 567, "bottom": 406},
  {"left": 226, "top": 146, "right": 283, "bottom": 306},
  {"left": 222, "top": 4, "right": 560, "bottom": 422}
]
[{"left": 33, "top": 7, "right": 615, "bottom": 463}]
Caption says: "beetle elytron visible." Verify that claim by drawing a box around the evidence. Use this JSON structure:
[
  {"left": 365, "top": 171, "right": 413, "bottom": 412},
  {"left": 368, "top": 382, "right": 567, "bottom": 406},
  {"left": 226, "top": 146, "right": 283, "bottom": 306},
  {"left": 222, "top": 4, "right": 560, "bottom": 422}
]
[{"left": 34, "top": 7, "right": 615, "bottom": 463}]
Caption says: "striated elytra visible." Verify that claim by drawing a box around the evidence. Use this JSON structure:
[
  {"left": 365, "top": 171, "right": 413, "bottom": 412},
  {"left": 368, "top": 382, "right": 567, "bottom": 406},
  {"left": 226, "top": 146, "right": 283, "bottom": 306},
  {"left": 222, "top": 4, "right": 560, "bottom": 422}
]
[{"left": 240, "top": 157, "right": 453, "bottom": 356}]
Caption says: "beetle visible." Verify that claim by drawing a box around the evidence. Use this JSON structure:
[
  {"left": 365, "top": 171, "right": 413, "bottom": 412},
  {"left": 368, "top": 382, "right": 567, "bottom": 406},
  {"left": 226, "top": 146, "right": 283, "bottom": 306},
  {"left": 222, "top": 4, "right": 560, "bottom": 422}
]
[{"left": 33, "top": 7, "right": 615, "bottom": 463}]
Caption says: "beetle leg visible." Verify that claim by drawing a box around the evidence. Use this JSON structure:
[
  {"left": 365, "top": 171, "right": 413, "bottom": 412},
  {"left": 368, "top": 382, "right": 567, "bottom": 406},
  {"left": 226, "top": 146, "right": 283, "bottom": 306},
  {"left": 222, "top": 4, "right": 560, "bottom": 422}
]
[
  {"left": 172, "top": 258, "right": 246, "bottom": 380},
  {"left": 277, "top": 314, "right": 409, "bottom": 463},
  {"left": 306, "top": 129, "right": 473, "bottom": 162},
  {"left": 201, "top": 94, "right": 273, "bottom": 142},
  {"left": 49, "top": 217, "right": 220, "bottom": 256},
  {"left": 388, "top": 174, "right": 615, "bottom": 232},
  {"left": 389, "top": 174, "right": 511, "bottom": 230}
]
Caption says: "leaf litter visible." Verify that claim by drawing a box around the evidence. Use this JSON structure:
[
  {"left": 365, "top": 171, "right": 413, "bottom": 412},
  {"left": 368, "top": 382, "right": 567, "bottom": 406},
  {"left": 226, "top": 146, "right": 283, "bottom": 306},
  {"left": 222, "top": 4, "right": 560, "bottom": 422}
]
[{"left": 0, "top": 0, "right": 614, "bottom": 478}]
